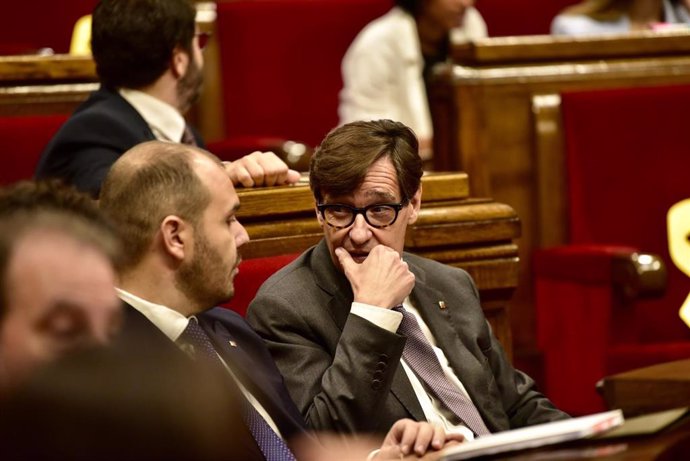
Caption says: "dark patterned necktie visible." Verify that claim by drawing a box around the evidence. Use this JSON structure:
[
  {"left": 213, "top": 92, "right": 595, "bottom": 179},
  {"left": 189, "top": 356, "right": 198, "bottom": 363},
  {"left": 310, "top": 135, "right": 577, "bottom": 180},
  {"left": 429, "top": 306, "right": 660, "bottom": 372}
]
[
  {"left": 177, "top": 318, "right": 297, "bottom": 461},
  {"left": 181, "top": 124, "right": 197, "bottom": 146},
  {"left": 393, "top": 306, "right": 490, "bottom": 436}
]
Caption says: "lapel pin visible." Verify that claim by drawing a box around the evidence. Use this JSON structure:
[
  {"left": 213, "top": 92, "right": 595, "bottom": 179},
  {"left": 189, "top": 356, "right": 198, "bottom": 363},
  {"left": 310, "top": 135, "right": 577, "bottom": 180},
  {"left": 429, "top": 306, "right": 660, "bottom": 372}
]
[
  {"left": 438, "top": 301, "right": 447, "bottom": 310},
  {"left": 228, "top": 340, "right": 237, "bottom": 347}
]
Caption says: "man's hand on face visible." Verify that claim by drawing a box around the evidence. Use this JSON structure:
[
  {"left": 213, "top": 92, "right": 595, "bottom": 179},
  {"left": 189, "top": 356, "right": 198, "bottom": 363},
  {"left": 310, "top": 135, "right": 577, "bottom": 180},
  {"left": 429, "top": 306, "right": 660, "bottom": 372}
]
[
  {"left": 223, "top": 151, "right": 300, "bottom": 187},
  {"left": 336, "top": 245, "right": 415, "bottom": 309}
]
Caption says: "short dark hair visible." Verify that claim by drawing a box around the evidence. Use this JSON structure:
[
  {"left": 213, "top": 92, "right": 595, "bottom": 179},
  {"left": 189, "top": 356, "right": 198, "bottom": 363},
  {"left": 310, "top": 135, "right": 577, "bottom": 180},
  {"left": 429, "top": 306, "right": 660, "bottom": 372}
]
[
  {"left": 396, "top": 0, "right": 423, "bottom": 16},
  {"left": 92, "top": 0, "right": 196, "bottom": 89},
  {"left": 0, "top": 181, "right": 120, "bottom": 319},
  {"left": 99, "top": 141, "right": 221, "bottom": 272},
  {"left": 309, "top": 120, "right": 423, "bottom": 204}
]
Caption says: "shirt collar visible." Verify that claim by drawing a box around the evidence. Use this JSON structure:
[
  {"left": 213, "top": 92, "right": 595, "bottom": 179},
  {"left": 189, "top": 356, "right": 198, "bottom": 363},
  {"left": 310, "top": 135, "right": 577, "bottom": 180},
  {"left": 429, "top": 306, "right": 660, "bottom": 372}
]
[
  {"left": 118, "top": 88, "right": 186, "bottom": 143},
  {"left": 116, "top": 288, "right": 190, "bottom": 341}
]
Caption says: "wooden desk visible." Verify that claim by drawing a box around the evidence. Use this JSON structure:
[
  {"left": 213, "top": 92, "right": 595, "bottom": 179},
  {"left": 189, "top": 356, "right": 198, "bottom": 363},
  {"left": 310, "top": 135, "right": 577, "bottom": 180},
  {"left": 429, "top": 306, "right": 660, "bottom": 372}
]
[
  {"left": 236, "top": 172, "right": 521, "bottom": 357},
  {"left": 429, "top": 31, "right": 690, "bottom": 355},
  {"left": 602, "top": 359, "right": 690, "bottom": 417}
]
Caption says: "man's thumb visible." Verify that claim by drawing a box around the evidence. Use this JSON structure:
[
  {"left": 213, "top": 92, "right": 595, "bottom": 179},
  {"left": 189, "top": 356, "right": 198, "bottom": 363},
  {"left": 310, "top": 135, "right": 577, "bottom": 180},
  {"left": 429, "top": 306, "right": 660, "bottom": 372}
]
[{"left": 335, "top": 247, "right": 354, "bottom": 270}]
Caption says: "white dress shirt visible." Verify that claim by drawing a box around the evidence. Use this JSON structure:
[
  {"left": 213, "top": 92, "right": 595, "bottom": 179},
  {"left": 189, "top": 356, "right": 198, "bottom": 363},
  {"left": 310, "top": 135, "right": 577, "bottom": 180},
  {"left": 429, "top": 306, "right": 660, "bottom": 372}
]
[
  {"left": 339, "top": 7, "right": 487, "bottom": 161},
  {"left": 352, "top": 298, "right": 476, "bottom": 441},
  {"left": 118, "top": 88, "right": 187, "bottom": 144},
  {"left": 116, "top": 288, "right": 284, "bottom": 437}
]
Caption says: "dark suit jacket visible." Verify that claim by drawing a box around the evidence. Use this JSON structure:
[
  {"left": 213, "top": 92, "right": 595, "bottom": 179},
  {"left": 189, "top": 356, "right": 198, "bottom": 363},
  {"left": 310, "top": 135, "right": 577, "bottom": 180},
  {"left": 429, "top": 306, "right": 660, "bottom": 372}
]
[
  {"left": 247, "top": 240, "right": 569, "bottom": 435},
  {"left": 114, "top": 302, "right": 307, "bottom": 450},
  {"left": 35, "top": 86, "right": 204, "bottom": 198}
]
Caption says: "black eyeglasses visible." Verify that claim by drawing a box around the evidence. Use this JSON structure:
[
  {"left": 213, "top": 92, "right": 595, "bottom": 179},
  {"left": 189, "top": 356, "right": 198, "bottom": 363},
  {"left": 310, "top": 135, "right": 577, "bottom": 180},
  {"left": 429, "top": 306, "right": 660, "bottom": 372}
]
[
  {"left": 317, "top": 203, "right": 405, "bottom": 229},
  {"left": 196, "top": 31, "right": 212, "bottom": 50}
]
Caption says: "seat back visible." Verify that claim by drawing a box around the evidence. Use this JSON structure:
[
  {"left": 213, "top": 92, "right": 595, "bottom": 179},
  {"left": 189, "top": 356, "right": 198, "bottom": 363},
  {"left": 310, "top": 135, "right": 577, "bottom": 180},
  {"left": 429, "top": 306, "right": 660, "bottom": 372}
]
[
  {"left": 1, "top": 1, "right": 97, "bottom": 54},
  {"left": 561, "top": 85, "right": 690, "bottom": 344},
  {"left": 476, "top": 0, "right": 579, "bottom": 36},
  {"left": 220, "top": 253, "right": 300, "bottom": 317},
  {"left": 0, "top": 114, "right": 69, "bottom": 186},
  {"left": 215, "top": 0, "right": 392, "bottom": 148}
]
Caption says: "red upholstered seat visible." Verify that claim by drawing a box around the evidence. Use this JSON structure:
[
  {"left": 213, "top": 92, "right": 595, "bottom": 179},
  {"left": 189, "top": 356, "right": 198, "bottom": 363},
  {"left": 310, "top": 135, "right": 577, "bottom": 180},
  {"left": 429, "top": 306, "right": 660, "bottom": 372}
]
[
  {"left": 535, "top": 85, "right": 690, "bottom": 415},
  {"left": 477, "top": 0, "right": 579, "bottom": 36},
  {"left": 0, "top": 114, "right": 68, "bottom": 186},
  {"left": 220, "top": 253, "right": 300, "bottom": 317},
  {"left": 1, "top": 2, "right": 97, "bottom": 54},
  {"left": 215, "top": 0, "right": 392, "bottom": 149}
]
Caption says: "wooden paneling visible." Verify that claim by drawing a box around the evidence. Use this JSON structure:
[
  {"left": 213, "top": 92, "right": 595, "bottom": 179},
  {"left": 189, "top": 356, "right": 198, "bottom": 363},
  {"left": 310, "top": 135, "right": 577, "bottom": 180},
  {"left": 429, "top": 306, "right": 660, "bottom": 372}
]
[{"left": 0, "top": 55, "right": 97, "bottom": 116}]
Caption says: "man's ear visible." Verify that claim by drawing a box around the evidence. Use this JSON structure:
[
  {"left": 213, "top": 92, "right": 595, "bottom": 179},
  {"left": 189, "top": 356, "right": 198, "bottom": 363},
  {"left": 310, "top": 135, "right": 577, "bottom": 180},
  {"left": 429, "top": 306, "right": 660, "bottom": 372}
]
[
  {"left": 160, "top": 215, "right": 191, "bottom": 262},
  {"left": 171, "top": 46, "right": 189, "bottom": 79},
  {"left": 407, "top": 186, "right": 422, "bottom": 225}
]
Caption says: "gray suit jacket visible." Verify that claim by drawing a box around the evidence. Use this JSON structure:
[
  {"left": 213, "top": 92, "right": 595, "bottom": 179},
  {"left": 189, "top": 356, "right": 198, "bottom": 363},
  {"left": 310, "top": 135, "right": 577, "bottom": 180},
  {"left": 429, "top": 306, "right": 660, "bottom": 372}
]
[{"left": 247, "top": 240, "right": 568, "bottom": 435}]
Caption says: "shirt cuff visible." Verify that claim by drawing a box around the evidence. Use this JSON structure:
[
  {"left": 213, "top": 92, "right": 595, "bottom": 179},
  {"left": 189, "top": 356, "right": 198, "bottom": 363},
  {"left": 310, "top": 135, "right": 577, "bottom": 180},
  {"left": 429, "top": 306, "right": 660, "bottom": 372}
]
[{"left": 351, "top": 302, "right": 403, "bottom": 333}]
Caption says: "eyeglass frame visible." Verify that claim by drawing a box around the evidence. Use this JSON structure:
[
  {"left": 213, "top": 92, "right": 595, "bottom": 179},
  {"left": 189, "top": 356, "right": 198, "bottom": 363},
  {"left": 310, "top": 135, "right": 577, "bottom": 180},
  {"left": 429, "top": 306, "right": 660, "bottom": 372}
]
[{"left": 316, "top": 202, "right": 407, "bottom": 229}]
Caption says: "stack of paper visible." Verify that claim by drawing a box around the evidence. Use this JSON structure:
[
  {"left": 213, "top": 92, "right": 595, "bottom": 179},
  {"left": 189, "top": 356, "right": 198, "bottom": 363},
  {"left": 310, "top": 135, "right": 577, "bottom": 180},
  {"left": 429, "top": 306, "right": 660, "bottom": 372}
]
[{"left": 441, "top": 410, "right": 624, "bottom": 460}]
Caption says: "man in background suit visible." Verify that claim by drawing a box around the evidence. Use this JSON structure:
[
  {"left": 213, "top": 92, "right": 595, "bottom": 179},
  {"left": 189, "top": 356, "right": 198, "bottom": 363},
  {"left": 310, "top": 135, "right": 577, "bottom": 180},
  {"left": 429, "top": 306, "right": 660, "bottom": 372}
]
[
  {"left": 36, "top": 0, "right": 299, "bottom": 198},
  {"left": 99, "top": 140, "right": 464, "bottom": 460},
  {"left": 248, "top": 120, "right": 570, "bottom": 438}
]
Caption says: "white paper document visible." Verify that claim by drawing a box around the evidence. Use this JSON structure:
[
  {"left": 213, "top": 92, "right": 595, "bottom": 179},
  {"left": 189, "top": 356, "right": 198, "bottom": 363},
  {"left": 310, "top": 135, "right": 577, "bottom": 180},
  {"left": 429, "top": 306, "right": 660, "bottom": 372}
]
[{"left": 440, "top": 409, "right": 624, "bottom": 460}]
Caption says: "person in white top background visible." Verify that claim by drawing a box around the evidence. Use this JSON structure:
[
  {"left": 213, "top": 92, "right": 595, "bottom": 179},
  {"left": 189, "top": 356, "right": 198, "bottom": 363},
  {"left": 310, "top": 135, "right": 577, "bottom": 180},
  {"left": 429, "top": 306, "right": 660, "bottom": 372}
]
[{"left": 339, "top": 0, "right": 487, "bottom": 162}]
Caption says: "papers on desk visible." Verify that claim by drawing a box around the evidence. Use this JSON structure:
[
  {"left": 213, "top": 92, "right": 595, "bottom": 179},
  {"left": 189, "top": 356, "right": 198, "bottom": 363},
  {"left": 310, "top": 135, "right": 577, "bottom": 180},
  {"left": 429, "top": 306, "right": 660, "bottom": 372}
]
[{"left": 440, "top": 410, "right": 624, "bottom": 460}]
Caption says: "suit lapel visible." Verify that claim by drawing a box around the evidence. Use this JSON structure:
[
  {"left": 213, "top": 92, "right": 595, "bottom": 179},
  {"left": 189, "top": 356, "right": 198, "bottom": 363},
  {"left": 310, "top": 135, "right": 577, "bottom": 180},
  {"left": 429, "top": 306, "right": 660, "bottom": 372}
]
[
  {"left": 311, "top": 241, "right": 426, "bottom": 421},
  {"left": 199, "top": 316, "right": 305, "bottom": 438},
  {"left": 408, "top": 259, "right": 503, "bottom": 428},
  {"left": 117, "top": 302, "right": 180, "bottom": 354},
  {"left": 311, "top": 240, "right": 353, "bottom": 329}
]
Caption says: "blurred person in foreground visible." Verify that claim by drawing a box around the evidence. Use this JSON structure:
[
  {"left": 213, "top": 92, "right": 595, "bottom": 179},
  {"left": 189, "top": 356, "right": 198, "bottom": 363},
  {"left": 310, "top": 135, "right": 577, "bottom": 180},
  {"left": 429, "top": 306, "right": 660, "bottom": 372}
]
[
  {"left": 0, "top": 181, "right": 121, "bottom": 392},
  {"left": 248, "top": 120, "right": 569, "bottom": 439},
  {"left": 0, "top": 346, "right": 254, "bottom": 461},
  {"left": 36, "top": 0, "right": 299, "bottom": 198},
  {"left": 339, "top": 0, "right": 487, "bottom": 162}
]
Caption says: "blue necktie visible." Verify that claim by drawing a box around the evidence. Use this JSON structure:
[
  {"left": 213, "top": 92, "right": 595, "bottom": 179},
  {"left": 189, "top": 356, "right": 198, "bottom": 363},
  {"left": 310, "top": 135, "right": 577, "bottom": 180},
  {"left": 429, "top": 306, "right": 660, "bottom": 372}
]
[
  {"left": 393, "top": 306, "right": 490, "bottom": 436},
  {"left": 177, "top": 318, "right": 297, "bottom": 461}
]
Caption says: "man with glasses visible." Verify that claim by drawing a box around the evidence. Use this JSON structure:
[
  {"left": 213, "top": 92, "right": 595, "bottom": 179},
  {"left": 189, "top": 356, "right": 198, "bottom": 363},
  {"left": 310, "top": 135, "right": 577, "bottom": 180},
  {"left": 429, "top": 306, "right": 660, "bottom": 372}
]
[
  {"left": 37, "top": 0, "right": 298, "bottom": 198},
  {"left": 248, "top": 119, "right": 568, "bottom": 439}
]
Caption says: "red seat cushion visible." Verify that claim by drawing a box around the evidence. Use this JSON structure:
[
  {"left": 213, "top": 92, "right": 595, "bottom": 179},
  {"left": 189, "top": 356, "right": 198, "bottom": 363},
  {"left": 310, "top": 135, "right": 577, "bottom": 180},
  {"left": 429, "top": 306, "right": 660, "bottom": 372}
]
[
  {"left": 220, "top": 253, "right": 300, "bottom": 317},
  {"left": 562, "top": 85, "right": 690, "bottom": 344},
  {"left": 215, "top": 0, "right": 392, "bottom": 148},
  {"left": 0, "top": 114, "right": 68, "bottom": 186},
  {"left": 477, "top": 0, "right": 580, "bottom": 36},
  {"left": 1, "top": 2, "right": 97, "bottom": 54}
]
